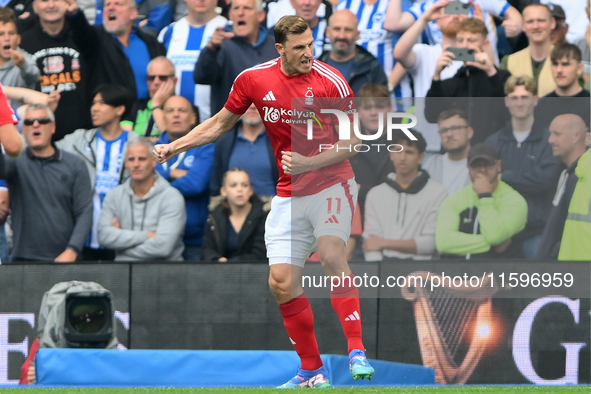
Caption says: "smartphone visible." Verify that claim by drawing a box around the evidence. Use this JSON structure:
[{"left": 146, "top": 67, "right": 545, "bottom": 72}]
[
  {"left": 222, "top": 23, "right": 233, "bottom": 33},
  {"left": 444, "top": 1, "right": 470, "bottom": 15},
  {"left": 447, "top": 47, "right": 475, "bottom": 62}
]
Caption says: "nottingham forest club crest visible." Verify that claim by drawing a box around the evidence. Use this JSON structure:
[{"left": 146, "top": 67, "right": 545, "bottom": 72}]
[{"left": 305, "top": 87, "right": 314, "bottom": 105}]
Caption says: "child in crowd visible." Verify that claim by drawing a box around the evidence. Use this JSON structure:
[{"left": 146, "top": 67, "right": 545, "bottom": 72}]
[
  {"left": 201, "top": 168, "right": 268, "bottom": 262},
  {"left": 0, "top": 7, "right": 39, "bottom": 109}
]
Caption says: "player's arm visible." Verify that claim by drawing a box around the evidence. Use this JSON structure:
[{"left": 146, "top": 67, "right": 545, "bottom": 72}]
[
  {"left": 154, "top": 107, "right": 241, "bottom": 163},
  {"left": 281, "top": 122, "right": 361, "bottom": 175},
  {"left": 0, "top": 123, "right": 23, "bottom": 157}
]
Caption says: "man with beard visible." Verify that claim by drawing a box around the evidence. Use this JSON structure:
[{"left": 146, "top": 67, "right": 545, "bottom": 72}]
[
  {"left": 156, "top": 16, "right": 375, "bottom": 387},
  {"left": 64, "top": 0, "right": 165, "bottom": 101},
  {"left": 317, "top": 9, "right": 387, "bottom": 95},
  {"left": 393, "top": 0, "right": 464, "bottom": 152},
  {"left": 385, "top": 0, "right": 523, "bottom": 64},
  {"left": 423, "top": 108, "right": 473, "bottom": 194}
]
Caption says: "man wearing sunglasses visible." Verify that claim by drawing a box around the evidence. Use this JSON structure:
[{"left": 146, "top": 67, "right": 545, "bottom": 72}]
[
  {"left": 0, "top": 103, "right": 93, "bottom": 262},
  {"left": 435, "top": 143, "right": 527, "bottom": 259},
  {"left": 122, "top": 57, "right": 179, "bottom": 138}
]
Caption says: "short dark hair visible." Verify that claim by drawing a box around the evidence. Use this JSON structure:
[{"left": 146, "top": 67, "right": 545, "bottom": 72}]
[
  {"left": 0, "top": 7, "right": 17, "bottom": 27},
  {"left": 391, "top": 129, "right": 427, "bottom": 154},
  {"left": 93, "top": 84, "right": 135, "bottom": 117},
  {"left": 274, "top": 15, "right": 309, "bottom": 45},
  {"left": 437, "top": 108, "right": 470, "bottom": 124},
  {"left": 550, "top": 43, "right": 583, "bottom": 63}
]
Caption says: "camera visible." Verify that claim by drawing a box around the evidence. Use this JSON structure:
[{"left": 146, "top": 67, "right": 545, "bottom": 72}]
[{"left": 38, "top": 281, "right": 118, "bottom": 349}]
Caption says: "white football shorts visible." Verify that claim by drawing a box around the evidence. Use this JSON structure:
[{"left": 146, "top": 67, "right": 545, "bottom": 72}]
[{"left": 265, "top": 178, "right": 358, "bottom": 267}]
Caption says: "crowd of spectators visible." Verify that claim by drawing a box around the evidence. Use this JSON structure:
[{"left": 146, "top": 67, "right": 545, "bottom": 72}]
[{"left": 0, "top": 0, "right": 589, "bottom": 263}]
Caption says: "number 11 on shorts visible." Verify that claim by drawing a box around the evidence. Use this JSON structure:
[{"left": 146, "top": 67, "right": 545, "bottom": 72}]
[{"left": 327, "top": 197, "right": 341, "bottom": 214}]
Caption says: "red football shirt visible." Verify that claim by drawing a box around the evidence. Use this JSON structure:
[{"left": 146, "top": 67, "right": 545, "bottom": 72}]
[
  {"left": 0, "top": 84, "right": 19, "bottom": 126},
  {"left": 225, "top": 58, "right": 355, "bottom": 197}
]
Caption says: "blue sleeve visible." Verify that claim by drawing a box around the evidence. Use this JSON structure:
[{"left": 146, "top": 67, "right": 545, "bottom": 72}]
[
  {"left": 499, "top": 2, "right": 510, "bottom": 18},
  {"left": 171, "top": 143, "right": 215, "bottom": 196},
  {"left": 401, "top": 0, "right": 413, "bottom": 12},
  {"left": 145, "top": 4, "right": 174, "bottom": 33}
]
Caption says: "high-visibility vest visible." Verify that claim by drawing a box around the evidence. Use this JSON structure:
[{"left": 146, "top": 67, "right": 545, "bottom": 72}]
[{"left": 558, "top": 149, "right": 591, "bottom": 261}]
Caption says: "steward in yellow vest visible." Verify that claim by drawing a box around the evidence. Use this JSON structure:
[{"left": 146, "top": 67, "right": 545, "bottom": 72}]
[{"left": 558, "top": 149, "right": 591, "bottom": 260}]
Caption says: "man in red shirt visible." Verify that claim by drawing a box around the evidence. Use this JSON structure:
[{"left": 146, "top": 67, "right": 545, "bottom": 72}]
[{"left": 155, "top": 15, "right": 374, "bottom": 388}]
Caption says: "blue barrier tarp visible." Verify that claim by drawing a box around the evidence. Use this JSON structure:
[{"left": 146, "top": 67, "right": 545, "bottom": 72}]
[{"left": 36, "top": 349, "right": 435, "bottom": 387}]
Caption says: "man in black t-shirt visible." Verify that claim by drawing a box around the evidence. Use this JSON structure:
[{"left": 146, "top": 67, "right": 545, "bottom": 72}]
[
  {"left": 20, "top": 0, "right": 92, "bottom": 140},
  {"left": 536, "top": 43, "right": 591, "bottom": 128}
]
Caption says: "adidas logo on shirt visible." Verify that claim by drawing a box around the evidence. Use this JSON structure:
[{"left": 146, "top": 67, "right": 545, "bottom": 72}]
[
  {"left": 263, "top": 91, "right": 276, "bottom": 101},
  {"left": 324, "top": 215, "right": 339, "bottom": 224},
  {"left": 345, "top": 311, "right": 360, "bottom": 321}
]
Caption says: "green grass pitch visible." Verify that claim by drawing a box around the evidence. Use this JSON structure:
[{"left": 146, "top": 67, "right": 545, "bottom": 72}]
[{"left": 1, "top": 387, "right": 589, "bottom": 394}]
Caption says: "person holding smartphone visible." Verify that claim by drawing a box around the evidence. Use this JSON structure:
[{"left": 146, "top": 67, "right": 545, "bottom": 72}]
[{"left": 425, "top": 17, "right": 511, "bottom": 144}]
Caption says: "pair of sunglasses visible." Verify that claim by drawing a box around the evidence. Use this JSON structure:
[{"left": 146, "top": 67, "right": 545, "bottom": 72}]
[
  {"left": 147, "top": 75, "right": 174, "bottom": 81},
  {"left": 23, "top": 117, "right": 52, "bottom": 126}
]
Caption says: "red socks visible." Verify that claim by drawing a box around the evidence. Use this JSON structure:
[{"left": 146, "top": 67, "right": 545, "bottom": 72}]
[
  {"left": 330, "top": 273, "right": 364, "bottom": 353},
  {"left": 279, "top": 293, "right": 323, "bottom": 371},
  {"left": 279, "top": 275, "right": 364, "bottom": 371}
]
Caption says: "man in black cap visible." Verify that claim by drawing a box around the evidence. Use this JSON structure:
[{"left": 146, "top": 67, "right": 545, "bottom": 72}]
[
  {"left": 548, "top": 3, "right": 568, "bottom": 46},
  {"left": 435, "top": 143, "right": 528, "bottom": 259}
]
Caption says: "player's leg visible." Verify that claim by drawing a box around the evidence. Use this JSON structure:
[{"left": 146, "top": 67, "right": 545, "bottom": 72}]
[
  {"left": 269, "top": 264, "right": 330, "bottom": 388},
  {"left": 266, "top": 197, "right": 330, "bottom": 388},
  {"left": 313, "top": 180, "right": 374, "bottom": 380},
  {"left": 269, "top": 263, "right": 322, "bottom": 370},
  {"left": 317, "top": 236, "right": 374, "bottom": 380}
]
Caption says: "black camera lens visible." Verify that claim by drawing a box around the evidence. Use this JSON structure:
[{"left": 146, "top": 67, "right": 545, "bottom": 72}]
[{"left": 67, "top": 297, "right": 108, "bottom": 334}]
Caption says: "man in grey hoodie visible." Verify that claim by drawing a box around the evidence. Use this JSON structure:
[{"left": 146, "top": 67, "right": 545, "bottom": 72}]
[{"left": 98, "top": 137, "right": 186, "bottom": 261}]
